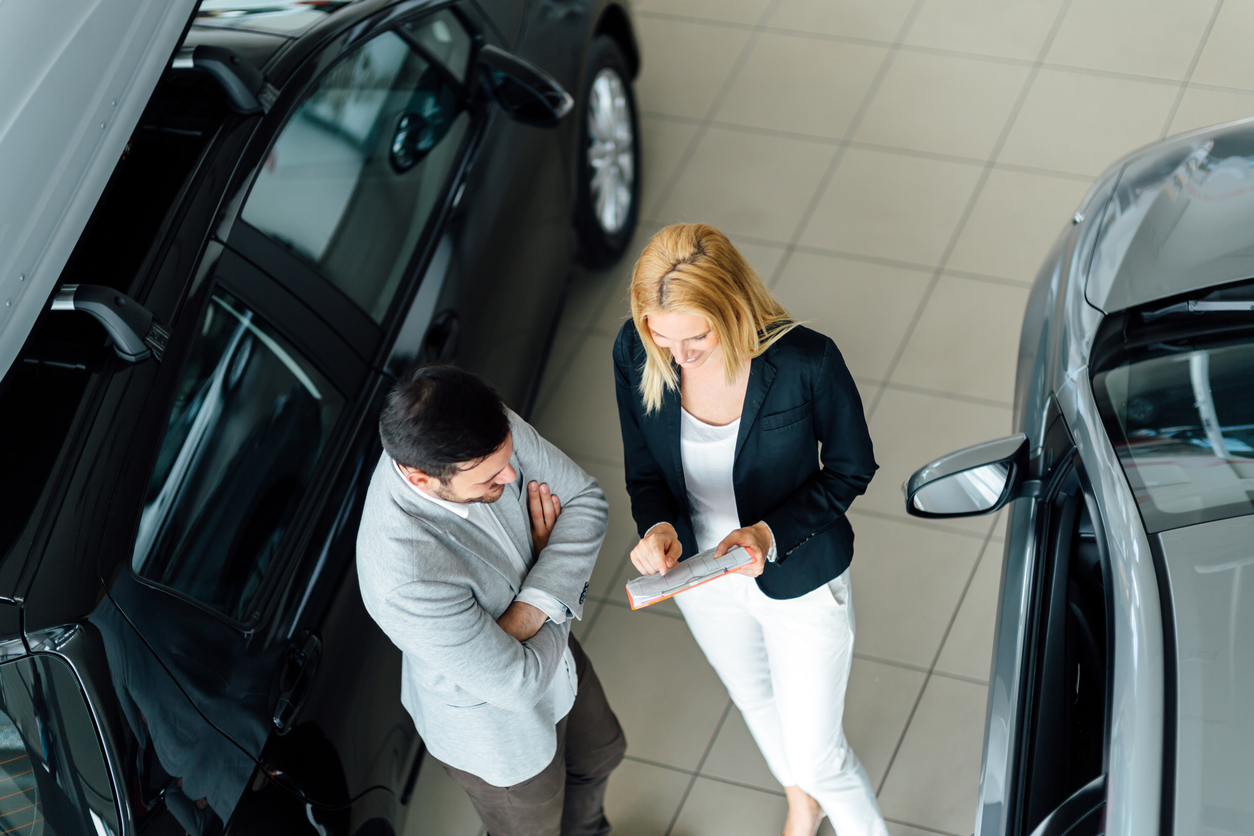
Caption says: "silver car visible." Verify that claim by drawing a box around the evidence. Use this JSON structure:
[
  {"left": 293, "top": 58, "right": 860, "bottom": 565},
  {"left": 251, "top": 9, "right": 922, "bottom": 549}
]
[{"left": 903, "top": 121, "right": 1254, "bottom": 836}]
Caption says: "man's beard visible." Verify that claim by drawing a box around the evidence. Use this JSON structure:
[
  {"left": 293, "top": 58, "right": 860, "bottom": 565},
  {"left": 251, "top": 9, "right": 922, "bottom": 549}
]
[{"left": 430, "top": 482, "right": 505, "bottom": 505}]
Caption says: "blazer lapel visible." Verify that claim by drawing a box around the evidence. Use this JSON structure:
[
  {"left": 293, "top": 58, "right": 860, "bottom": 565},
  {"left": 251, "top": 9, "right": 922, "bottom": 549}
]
[
  {"left": 662, "top": 376, "right": 687, "bottom": 501},
  {"left": 491, "top": 467, "right": 534, "bottom": 567},
  {"left": 735, "top": 352, "right": 777, "bottom": 463}
]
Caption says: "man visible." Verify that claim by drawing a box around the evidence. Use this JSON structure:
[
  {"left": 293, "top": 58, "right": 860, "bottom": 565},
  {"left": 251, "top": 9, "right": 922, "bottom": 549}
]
[{"left": 357, "top": 364, "right": 625, "bottom": 836}]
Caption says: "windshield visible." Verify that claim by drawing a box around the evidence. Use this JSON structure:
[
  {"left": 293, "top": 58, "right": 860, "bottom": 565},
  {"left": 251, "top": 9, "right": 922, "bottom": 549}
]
[{"left": 1094, "top": 335, "right": 1254, "bottom": 533}]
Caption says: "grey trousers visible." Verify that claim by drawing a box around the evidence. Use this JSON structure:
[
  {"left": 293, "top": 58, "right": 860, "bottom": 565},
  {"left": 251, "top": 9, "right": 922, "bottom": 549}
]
[{"left": 436, "top": 636, "right": 627, "bottom": 836}]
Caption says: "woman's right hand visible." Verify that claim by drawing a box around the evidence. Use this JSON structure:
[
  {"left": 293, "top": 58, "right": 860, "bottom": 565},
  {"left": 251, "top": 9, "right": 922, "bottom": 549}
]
[{"left": 630, "top": 523, "right": 683, "bottom": 576}]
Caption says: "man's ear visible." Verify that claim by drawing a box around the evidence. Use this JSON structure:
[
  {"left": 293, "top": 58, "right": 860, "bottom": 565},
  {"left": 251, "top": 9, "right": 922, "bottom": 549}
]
[{"left": 399, "top": 465, "right": 435, "bottom": 490}]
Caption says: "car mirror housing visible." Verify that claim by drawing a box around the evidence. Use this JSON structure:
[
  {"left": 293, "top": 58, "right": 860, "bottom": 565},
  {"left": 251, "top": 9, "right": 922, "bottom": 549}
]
[
  {"left": 903, "top": 434, "right": 1032, "bottom": 519},
  {"left": 477, "top": 45, "right": 574, "bottom": 128}
]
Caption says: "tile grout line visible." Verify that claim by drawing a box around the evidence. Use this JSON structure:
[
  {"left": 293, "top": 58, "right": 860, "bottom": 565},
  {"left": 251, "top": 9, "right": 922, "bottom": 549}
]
[
  {"left": 875, "top": 515, "right": 1000, "bottom": 797},
  {"left": 866, "top": 0, "right": 1076, "bottom": 419},
  {"left": 765, "top": 0, "right": 928, "bottom": 291},
  {"left": 663, "top": 699, "right": 735, "bottom": 836},
  {"left": 1160, "top": 0, "right": 1225, "bottom": 138},
  {"left": 883, "top": 815, "right": 965, "bottom": 836}
]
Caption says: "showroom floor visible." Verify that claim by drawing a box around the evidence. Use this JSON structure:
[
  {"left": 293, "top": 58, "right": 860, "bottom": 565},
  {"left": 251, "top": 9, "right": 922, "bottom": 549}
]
[{"left": 406, "top": 1, "right": 1254, "bottom": 834}]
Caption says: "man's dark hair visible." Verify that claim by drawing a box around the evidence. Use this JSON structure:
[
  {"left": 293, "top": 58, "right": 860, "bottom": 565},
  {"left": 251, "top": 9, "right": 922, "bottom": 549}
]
[{"left": 379, "top": 364, "right": 510, "bottom": 480}]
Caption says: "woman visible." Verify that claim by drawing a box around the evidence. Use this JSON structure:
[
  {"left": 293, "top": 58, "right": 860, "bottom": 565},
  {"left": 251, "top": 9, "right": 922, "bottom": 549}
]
[{"left": 613, "top": 224, "right": 887, "bottom": 836}]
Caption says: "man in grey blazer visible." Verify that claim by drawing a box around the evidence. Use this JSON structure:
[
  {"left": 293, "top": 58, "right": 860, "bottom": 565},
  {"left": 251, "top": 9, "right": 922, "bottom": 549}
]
[{"left": 357, "top": 364, "right": 625, "bottom": 836}]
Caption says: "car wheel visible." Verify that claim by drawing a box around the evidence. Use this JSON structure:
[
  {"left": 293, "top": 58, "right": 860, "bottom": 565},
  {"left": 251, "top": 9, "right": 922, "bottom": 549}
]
[{"left": 575, "top": 35, "right": 640, "bottom": 268}]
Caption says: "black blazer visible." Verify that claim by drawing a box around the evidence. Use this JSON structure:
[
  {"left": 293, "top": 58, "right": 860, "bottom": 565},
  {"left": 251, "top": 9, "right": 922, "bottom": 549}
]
[{"left": 613, "top": 321, "right": 877, "bottom": 599}]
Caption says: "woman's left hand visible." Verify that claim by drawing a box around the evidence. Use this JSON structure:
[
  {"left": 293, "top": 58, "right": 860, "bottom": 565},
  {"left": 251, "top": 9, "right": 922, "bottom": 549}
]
[{"left": 715, "top": 522, "right": 773, "bottom": 578}]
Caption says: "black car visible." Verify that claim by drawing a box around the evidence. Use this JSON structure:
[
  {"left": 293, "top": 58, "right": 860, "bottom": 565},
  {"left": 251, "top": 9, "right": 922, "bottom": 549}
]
[{"left": 0, "top": 0, "right": 640, "bottom": 833}]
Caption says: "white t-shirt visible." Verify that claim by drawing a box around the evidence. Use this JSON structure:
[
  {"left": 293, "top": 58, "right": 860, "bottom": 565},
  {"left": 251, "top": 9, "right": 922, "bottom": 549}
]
[{"left": 680, "top": 408, "right": 742, "bottom": 552}]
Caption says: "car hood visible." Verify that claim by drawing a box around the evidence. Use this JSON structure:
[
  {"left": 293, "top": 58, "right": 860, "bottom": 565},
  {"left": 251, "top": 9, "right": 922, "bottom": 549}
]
[
  {"left": 1157, "top": 514, "right": 1254, "bottom": 834},
  {"left": 0, "top": 0, "right": 202, "bottom": 378}
]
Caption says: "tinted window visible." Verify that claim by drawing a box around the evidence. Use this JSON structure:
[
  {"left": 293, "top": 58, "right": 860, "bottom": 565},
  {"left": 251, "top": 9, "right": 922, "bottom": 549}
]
[
  {"left": 132, "top": 291, "right": 344, "bottom": 621},
  {"left": 404, "top": 10, "right": 473, "bottom": 83},
  {"left": 241, "top": 27, "right": 471, "bottom": 322},
  {"left": 0, "top": 654, "right": 120, "bottom": 835}
]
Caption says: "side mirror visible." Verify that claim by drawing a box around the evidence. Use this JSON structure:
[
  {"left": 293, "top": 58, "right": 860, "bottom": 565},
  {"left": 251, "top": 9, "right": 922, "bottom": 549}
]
[
  {"left": 903, "top": 434, "right": 1030, "bottom": 518},
  {"left": 476, "top": 45, "right": 573, "bottom": 128}
]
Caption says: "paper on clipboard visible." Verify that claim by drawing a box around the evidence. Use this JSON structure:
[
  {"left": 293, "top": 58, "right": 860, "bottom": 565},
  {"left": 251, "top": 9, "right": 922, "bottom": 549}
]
[{"left": 625, "top": 545, "right": 754, "bottom": 609}]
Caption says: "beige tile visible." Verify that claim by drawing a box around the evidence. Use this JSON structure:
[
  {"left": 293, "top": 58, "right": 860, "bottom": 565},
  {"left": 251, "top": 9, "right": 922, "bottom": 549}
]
[
  {"left": 1045, "top": 0, "right": 1215, "bottom": 80},
  {"left": 770, "top": 0, "right": 918, "bottom": 42},
  {"left": 854, "top": 51, "right": 1029, "bottom": 159},
  {"left": 884, "top": 822, "right": 950, "bottom": 836},
  {"left": 403, "top": 756, "right": 483, "bottom": 836},
  {"left": 948, "top": 169, "right": 1090, "bottom": 281},
  {"left": 641, "top": 116, "right": 701, "bottom": 221},
  {"left": 635, "top": 16, "right": 751, "bottom": 118},
  {"left": 1167, "top": 87, "right": 1254, "bottom": 136},
  {"left": 532, "top": 321, "right": 586, "bottom": 418},
  {"left": 1191, "top": 1, "right": 1254, "bottom": 91},
  {"left": 860, "top": 388, "right": 1013, "bottom": 531},
  {"left": 603, "top": 759, "right": 691, "bottom": 836},
  {"left": 635, "top": 0, "right": 773, "bottom": 24},
  {"left": 889, "top": 275, "right": 1030, "bottom": 403},
  {"left": 670, "top": 777, "right": 789, "bottom": 836},
  {"left": 935, "top": 543, "right": 1004, "bottom": 682},
  {"left": 583, "top": 604, "right": 729, "bottom": 768},
  {"left": 573, "top": 457, "right": 639, "bottom": 592},
  {"left": 847, "top": 514, "right": 984, "bottom": 667},
  {"left": 878, "top": 676, "right": 988, "bottom": 836},
  {"left": 700, "top": 704, "right": 779, "bottom": 792},
  {"left": 905, "top": 0, "right": 1065, "bottom": 61},
  {"left": 999, "top": 68, "right": 1177, "bottom": 177},
  {"left": 659, "top": 126, "right": 837, "bottom": 242},
  {"left": 800, "top": 148, "right": 983, "bottom": 264},
  {"left": 772, "top": 252, "right": 933, "bottom": 380},
  {"left": 532, "top": 331, "right": 621, "bottom": 463},
  {"left": 844, "top": 658, "right": 927, "bottom": 787},
  {"left": 717, "top": 34, "right": 886, "bottom": 139}
]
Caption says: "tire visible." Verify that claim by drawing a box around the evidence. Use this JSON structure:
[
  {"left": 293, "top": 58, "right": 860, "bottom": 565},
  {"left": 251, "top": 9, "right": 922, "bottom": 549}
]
[{"left": 575, "top": 35, "right": 641, "bottom": 268}]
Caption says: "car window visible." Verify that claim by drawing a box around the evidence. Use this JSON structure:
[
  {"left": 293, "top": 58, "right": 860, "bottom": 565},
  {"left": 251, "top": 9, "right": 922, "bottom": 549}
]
[
  {"left": 131, "top": 290, "right": 344, "bottom": 622},
  {"left": 241, "top": 25, "right": 472, "bottom": 323},
  {"left": 403, "top": 10, "right": 474, "bottom": 84},
  {"left": 0, "top": 654, "right": 121, "bottom": 836}
]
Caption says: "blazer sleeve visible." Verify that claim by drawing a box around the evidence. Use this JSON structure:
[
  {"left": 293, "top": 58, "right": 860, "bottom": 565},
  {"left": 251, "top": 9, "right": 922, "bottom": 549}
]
[
  {"left": 760, "top": 337, "right": 877, "bottom": 559},
  {"left": 613, "top": 326, "right": 682, "bottom": 538}
]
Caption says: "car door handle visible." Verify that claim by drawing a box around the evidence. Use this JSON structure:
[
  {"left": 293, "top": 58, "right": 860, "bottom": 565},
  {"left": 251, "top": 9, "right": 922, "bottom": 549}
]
[{"left": 272, "top": 632, "right": 321, "bottom": 734}]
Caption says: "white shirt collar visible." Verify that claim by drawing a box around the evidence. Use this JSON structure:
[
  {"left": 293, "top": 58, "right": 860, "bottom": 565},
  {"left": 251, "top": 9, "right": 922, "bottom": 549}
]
[{"left": 394, "top": 459, "right": 470, "bottom": 519}]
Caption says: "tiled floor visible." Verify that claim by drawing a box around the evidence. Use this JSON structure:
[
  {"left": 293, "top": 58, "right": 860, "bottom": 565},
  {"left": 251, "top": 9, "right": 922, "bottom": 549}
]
[{"left": 406, "top": 1, "right": 1250, "bottom": 834}]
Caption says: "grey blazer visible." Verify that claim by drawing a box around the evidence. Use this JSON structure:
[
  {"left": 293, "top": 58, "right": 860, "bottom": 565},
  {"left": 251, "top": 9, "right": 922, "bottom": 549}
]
[{"left": 356, "top": 410, "right": 608, "bottom": 786}]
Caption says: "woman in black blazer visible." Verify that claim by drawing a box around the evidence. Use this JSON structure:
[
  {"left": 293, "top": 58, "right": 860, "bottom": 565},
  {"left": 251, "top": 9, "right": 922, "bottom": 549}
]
[{"left": 613, "top": 224, "right": 888, "bottom": 836}]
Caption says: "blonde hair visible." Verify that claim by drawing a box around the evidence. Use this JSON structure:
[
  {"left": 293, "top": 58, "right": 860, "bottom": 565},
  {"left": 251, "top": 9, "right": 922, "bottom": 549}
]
[{"left": 630, "top": 223, "right": 798, "bottom": 413}]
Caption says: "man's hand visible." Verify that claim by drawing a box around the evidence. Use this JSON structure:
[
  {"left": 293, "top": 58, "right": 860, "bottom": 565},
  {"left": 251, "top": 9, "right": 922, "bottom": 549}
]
[
  {"left": 716, "top": 522, "right": 773, "bottom": 578},
  {"left": 630, "top": 523, "right": 683, "bottom": 576},
  {"left": 496, "top": 600, "right": 548, "bottom": 643},
  {"left": 528, "top": 481, "right": 562, "bottom": 557}
]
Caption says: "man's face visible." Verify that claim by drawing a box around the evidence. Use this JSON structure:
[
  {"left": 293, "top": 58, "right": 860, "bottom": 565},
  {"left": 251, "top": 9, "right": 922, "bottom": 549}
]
[{"left": 402, "top": 434, "right": 517, "bottom": 504}]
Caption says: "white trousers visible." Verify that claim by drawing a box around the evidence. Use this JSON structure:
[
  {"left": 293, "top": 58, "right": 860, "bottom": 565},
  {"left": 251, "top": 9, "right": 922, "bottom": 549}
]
[{"left": 674, "top": 570, "right": 889, "bottom": 836}]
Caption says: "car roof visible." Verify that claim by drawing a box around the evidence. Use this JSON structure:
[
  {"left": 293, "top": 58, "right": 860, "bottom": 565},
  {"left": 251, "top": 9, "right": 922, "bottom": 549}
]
[
  {"left": 0, "top": 0, "right": 201, "bottom": 381},
  {"left": 1085, "top": 118, "right": 1254, "bottom": 314}
]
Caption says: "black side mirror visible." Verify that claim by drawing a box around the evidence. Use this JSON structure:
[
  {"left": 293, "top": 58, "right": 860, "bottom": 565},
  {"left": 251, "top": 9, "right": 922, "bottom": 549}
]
[
  {"left": 903, "top": 434, "right": 1032, "bottom": 519},
  {"left": 476, "top": 45, "right": 573, "bottom": 128}
]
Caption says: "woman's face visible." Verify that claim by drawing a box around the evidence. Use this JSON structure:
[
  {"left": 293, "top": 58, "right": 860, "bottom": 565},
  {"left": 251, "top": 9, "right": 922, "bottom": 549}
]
[{"left": 646, "top": 309, "right": 720, "bottom": 369}]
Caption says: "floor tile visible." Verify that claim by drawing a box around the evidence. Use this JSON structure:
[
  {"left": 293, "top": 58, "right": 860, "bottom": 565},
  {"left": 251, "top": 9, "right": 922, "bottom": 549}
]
[
  {"left": 999, "top": 68, "right": 1178, "bottom": 177},
  {"left": 878, "top": 676, "right": 989, "bottom": 836},
  {"left": 603, "top": 758, "right": 692, "bottom": 836},
  {"left": 846, "top": 514, "right": 984, "bottom": 667},
  {"left": 669, "top": 777, "right": 789, "bottom": 836},
  {"left": 1045, "top": 0, "right": 1216, "bottom": 80},
  {"left": 582, "top": 604, "right": 730, "bottom": 769},
  {"left": 769, "top": 0, "right": 918, "bottom": 42},
  {"left": 947, "top": 169, "right": 1091, "bottom": 281},
  {"left": 659, "top": 126, "right": 837, "bottom": 242},
  {"left": 717, "top": 33, "right": 886, "bottom": 139},
  {"left": 700, "top": 701, "right": 779, "bottom": 792},
  {"left": 889, "top": 274, "right": 1030, "bottom": 403},
  {"left": 905, "top": 0, "right": 1064, "bottom": 61},
  {"left": 573, "top": 457, "right": 638, "bottom": 597},
  {"left": 935, "top": 543, "right": 1004, "bottom": 682},
  {"left": 854, "top": 50, "right": 1029, "bottom": 159},
  {"left": 1191, "top": 1, "right": 1254, "bottom": 91},
  {"left": 634, "top": 16, "right": 751, "bottom": 118},
  {"left": 800, "top": 148, "right": 983, "bottom": 264},
  {"left": 403, "top": 756, "right": 483, "bottom": 836},
  {"left": 1166, "top": 87, "right": 1254, "bottom": 136},
  {"left": 635, "top": 0, "right": 773, "bottom": 25},
  {"left": 532, "top": 331, "right": 621, "bottom": 463},
  {"left": 844, "top": 658, "right": 928, "bottom": 787},
  {"left": 772, "top": 251, "right": 933, "bottom": 380},
  {"left": 641, "top": 116, "right": 701, "bottom": 221},
  {"left": 860, "top": 388, "right": 1013, "bottom": 531},
  {"left": 884, "top": 822, "right": 952, "bottom": 836}
]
